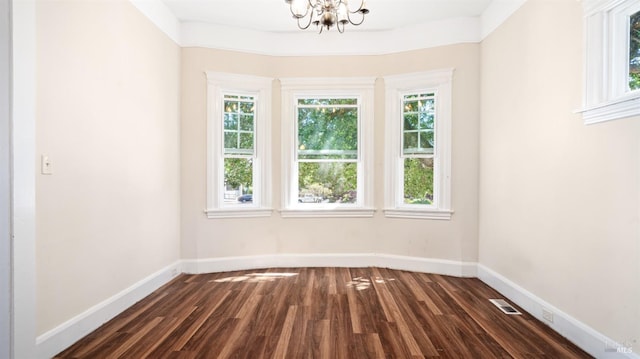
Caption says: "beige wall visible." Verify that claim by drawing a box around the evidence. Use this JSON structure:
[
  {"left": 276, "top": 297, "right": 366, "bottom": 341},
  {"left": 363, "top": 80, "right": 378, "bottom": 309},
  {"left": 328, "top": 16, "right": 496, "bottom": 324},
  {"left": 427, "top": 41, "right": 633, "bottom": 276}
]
[
  {"left": 479, "top": 0, "right": 640, "bottom": 345},
  {"left": 36, "top": 0, "right": 181, "bottom": 334},
  {"left": 180, "top": 45, "right": 480, "bottom": 262}
]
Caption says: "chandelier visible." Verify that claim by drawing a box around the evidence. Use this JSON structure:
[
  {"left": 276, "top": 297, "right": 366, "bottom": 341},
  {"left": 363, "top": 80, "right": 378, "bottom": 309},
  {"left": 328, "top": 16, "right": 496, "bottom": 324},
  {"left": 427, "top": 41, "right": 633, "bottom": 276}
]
[{"left": 284, "top": 0, "right": 369, "bottom": 33}]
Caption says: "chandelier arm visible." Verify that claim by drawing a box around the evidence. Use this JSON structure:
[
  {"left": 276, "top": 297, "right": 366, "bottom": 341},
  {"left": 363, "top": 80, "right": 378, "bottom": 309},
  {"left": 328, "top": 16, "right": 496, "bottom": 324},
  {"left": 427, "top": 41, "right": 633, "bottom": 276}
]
[
  {"left": 337, "top": 21, "right": 345, "bottom": 33},
  {"left": 297, "top": 10, "right": 315, "bottom": 30},
  {"left": 346, "top": 10, "right": 366, "bottom": 26},
  {"left": 288, "top": 0, "right": 311, "bottom": 19},
  {"left": 345, "top": 0, "right": 366, "bottom": 13}
]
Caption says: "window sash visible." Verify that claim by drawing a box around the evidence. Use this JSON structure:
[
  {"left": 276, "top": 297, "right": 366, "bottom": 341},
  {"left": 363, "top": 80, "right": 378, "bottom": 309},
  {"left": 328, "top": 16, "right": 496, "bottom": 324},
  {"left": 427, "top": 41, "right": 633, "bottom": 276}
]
[
  {"left": 399, "top": 91, "right": 437, "bottom": 208},
  {"left": 294, "top": 96, "right": 361, "bottom": 206},
  {"left": 280, "top": 77, "right": 375, "bottom": 217},
  {"left": 205, "top": 71, "right": 273, "bottom": 218},
  {"left": 383, "top": 69, "right": 453, "bottom": 220},
  {"left": 580, "top": 0, "right": 640, "bottom": 124}
]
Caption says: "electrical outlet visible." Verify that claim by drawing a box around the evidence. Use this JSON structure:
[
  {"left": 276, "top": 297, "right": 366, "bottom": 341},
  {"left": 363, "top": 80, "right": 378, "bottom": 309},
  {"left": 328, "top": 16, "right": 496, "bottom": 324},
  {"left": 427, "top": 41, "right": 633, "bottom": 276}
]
[{"left": 542, "top": 308, "right": 554, "bottom": 323}]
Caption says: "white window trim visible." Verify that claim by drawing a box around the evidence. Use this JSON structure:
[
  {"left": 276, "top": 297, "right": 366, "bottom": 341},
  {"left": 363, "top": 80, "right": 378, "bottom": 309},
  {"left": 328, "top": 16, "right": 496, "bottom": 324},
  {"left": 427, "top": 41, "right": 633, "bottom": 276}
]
[
  {"left": 280, "top": 77, "right": 375, "bottom": 218},
  {"left": 383, "top": 69, "right": 454, "bottom": 220},
  {"left": 578, "top": 0, "right": 640, "bottom": 124},
  {"left": 205, "top": 71, "right": 273, "bottom": 218}
]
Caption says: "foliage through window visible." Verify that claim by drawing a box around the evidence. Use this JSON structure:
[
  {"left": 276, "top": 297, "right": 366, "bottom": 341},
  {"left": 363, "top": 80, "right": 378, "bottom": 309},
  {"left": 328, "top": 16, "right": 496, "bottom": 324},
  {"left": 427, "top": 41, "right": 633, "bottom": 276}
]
[
  {"left": 223, "top": 94, "right": 255, "bottom": 204},
  {"left": 630, "top": 10, "right": 640, "bottom": 91},
  {"left": 402, "top": 93, "right": 435, "bottom": 205},
  {"left": 297, "top": 98, "right": 358, "bottom": 204}
]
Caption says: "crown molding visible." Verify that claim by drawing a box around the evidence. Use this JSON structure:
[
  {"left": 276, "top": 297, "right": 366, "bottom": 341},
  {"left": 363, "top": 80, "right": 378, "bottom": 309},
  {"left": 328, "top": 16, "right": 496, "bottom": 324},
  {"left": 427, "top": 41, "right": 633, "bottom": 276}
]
[
  {"left": 481, "top": 0, "right": 528, "bottom": 39},
  {"left": 128, "top": 0, "right": 181, "bottom": 44},
  {"left": 129, "top": 0, "right": 528, "bottom": 55},
  {"left": 181, "top": 17, "right": 481, "bottom": 56}
]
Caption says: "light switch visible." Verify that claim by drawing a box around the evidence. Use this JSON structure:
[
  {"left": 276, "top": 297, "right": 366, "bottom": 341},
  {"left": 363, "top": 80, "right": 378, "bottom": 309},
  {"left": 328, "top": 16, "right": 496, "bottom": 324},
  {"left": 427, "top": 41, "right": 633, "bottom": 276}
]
[{"left": 41, "top": 155, "right": 52, "bottom": 175}]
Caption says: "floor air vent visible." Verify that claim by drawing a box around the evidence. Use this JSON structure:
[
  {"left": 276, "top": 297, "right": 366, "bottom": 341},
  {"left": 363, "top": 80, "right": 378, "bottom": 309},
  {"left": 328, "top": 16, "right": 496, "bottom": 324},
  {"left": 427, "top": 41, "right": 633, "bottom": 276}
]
[{"left": 489, "top": 299, "right": 522, "bottom": 315}]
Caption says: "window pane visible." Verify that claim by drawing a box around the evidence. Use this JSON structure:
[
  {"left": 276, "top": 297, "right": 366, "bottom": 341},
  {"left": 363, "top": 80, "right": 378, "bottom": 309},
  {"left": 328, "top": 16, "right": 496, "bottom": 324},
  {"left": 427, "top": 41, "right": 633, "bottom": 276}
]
[
  {"left": 630, "top": 10, "right": 640, "bottom": 91},
  {"left": 239, "top": 114, "right": 254, "bottom": 131},
  {"left": 239, "top": 101, "right": 254, "bottom": 114},
  {"left": 420, "top": 130, "right": 434, "bottom": 149},
  {"left": 298, "top": 162, "right": 357, "bottom": 204},
  {"left": 419, "top": 108, "right": 435, "bottom": 130},
  {"left": 297, "top": 105, "right": 358, "bottom": 160},
  {"left": 224, "top": 132, "right": 238, "bottom": 150},
  {"left": 403, "top": 94, "right": 435, "bottom": 155},
  {"left": 404, "top": 132, "right": 418, "bottom": 150},
  {"left": 239, "top": 132, "right": 253, "bottom": 150},
  {"left": 404, "top": 113, "right": 418, "bottom": 131},
  {"left": 403, "top": 157, "right": 433, "bottom": 205},
  {"left": 224, "top": 94, "right": 255, "bottom": 155},
  {"left": 224, "top": 113, "right": 238, "bottom": 130},
  {"left": 224, "top": 158, "right": 253, "bottom": 204}
]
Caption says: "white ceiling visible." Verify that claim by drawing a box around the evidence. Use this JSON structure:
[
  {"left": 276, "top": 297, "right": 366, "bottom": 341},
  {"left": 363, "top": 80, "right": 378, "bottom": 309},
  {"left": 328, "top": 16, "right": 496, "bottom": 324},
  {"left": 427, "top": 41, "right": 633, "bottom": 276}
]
[
  {"left": 162, "top": 0, "right": 494, "bottom": 33},
  {"left": 132, "top": 0, "right": 526, "bottom": 55}
]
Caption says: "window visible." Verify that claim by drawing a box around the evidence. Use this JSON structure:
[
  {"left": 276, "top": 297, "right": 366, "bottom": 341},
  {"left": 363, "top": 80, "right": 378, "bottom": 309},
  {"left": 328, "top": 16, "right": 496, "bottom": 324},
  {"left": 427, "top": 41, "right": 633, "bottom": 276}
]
[
  {"left": 580, "top": 0, "right": 640, "bottom": 124},
  {"left": 280, "top": 77, "right": 375, "bottom": 218},
  {"left": 630, "top": 10, "right": 640, "bottom": 91},
  {"left": 384, "top": 70, "right": 453, "bottom": 220},
  {"left": 206, "top": 72, "right": 272, "bottom": 218}
]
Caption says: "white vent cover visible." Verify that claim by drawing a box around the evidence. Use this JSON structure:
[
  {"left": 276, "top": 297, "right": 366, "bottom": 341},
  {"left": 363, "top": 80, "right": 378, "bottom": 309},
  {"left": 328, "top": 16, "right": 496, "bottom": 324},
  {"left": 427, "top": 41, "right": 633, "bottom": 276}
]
[{"left": 489, "top": 299, "right": 522, "bottom": 315}]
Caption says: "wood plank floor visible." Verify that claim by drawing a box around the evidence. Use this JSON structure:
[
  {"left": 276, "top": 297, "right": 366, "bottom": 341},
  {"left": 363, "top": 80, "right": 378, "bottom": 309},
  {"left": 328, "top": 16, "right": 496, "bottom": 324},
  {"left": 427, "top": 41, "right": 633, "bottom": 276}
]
[{"left": 55, "top": 267, "right": 592, "bottom": 358}]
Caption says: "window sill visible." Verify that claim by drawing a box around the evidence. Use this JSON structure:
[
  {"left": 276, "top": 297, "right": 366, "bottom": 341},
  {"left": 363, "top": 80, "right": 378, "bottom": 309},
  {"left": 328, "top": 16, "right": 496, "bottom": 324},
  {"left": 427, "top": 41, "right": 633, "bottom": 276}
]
[
  {"left": 279, "top": 208, "right": 376, "bottom": 218},
  {"left": 205, "top": 208, "right": 273, "bottom": 219},
  {"left": 578, "top": 93, "right": 640, "bottom": 125},
  {"left": 383, "top": 208, "right": 453, "bottom": 220}
]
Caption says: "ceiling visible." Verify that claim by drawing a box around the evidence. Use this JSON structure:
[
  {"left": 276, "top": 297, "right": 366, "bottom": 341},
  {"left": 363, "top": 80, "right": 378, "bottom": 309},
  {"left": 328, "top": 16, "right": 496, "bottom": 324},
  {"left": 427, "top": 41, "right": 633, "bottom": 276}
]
[
  {"left": 162, "top": 0, "right": 494, "bottom": 33},
  {"left": 132, "top": 0, "right": 525, "bottom": 55}
]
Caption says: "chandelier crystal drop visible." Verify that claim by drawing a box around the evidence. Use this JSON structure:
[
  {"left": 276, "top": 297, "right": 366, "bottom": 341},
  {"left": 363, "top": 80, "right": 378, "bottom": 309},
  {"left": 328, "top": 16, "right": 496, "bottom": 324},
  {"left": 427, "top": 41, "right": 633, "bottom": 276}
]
[{"left": 284, "top": 0, "right": 369, "bottom": 33}]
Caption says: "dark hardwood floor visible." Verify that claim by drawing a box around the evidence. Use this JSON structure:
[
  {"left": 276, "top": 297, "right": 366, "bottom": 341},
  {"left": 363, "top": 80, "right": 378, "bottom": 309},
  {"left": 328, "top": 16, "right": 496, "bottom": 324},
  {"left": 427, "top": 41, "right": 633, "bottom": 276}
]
[{"left": 55, "top": 267, "right": 592, "bottom": 358}]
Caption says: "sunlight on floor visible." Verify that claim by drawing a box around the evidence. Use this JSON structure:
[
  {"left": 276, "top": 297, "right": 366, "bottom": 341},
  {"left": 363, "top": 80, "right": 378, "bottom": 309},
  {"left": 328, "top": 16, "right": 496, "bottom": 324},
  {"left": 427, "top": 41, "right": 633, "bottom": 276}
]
[
  {"left": 346, "top": 276, "right": 396, "bottom": 290},
  {"left": 212, "top": 272, "right": 299, "bottom": 283}
]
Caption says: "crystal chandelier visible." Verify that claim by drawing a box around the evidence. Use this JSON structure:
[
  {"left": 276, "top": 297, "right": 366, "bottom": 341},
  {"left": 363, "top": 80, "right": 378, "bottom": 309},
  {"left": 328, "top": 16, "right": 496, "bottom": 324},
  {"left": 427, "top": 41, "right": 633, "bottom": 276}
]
[{"left": 284, "top": 0, "right": 369, "bottom": 33}]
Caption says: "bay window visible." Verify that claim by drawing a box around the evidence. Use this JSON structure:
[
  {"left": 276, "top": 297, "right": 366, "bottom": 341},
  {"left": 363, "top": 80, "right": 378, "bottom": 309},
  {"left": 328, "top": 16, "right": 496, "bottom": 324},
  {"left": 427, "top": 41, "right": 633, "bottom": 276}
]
[{"left": 280, "top": 78, "right": 375, "bottom": 218}]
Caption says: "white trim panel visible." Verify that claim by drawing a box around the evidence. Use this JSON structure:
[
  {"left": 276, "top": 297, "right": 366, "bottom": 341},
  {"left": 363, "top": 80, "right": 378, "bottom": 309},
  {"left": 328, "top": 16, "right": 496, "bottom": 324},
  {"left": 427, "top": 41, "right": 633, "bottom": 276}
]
[
  {"left": 279, "top": 208, "right": 375, "bottom": 218},
  {"left": 12, "top": 0, "right": 37, "bottom": 357},
  {"left": 182, "top": 253, "right": 477, "bottom": 278},
  {"left": 383, "top": 208, "right": 454, "bottom": 220},
  {"left": 0, "top": 0, "right": 11, "bottom": 355},
  {"left": 478, "top": 264, "right": 640, "bottom": 359},
  {"left": 36, "top": 262, "right": 182, "bottom": 359}
]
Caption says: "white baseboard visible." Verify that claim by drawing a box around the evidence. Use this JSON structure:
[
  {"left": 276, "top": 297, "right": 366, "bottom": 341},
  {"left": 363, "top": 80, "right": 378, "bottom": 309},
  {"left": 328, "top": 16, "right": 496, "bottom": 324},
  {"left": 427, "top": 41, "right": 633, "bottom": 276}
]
[
  {"left": 35, "top": 261, "right": 182, "bottom": 359},
  {"left": 181, "top": 253, "right": 478, "bottom": 278},
  {"left": 477, "top": 264, "right": 639, "bottom": 359},
  {"left": 35, "top": 256, "right": 634, "bottom": 359}
]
